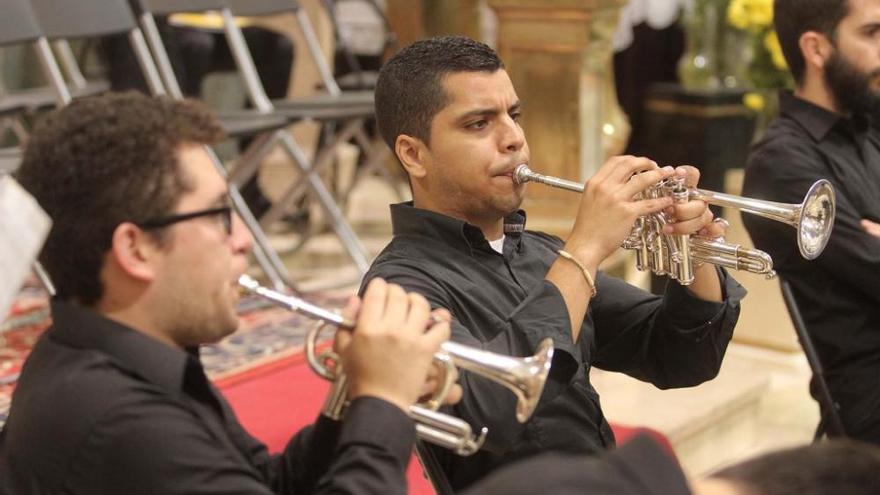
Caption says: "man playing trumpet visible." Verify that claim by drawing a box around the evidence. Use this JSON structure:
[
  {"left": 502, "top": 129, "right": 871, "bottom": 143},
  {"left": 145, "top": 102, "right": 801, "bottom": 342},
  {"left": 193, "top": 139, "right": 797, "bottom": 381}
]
[
  {"left": 0, "top": 92, "right": 457, "bottom": 495},
  {"left": 366, "top": 35, "right": 747, "bottom": 490}
]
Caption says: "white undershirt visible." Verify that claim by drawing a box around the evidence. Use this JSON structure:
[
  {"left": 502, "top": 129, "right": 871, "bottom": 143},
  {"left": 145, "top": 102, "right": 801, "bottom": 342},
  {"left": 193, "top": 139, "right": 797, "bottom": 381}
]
[{"left": 488, "top": 235, "right": 505, "bottom": 254}]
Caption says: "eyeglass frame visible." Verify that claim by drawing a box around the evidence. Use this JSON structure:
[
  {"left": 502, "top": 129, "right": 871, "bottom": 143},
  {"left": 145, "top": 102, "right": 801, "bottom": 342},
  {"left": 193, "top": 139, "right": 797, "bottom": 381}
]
[{"left": 136, "top": 206, "right": 233, "bottom": 236}]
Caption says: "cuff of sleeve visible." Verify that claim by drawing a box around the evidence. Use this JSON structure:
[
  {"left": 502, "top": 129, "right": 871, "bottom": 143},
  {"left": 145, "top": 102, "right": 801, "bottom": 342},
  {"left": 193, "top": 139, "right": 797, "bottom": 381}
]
[
  {"left": 313, "top": 413, "right": 343, "bottom": 443},
  {"left": 509, "top": 280, "right": 580, "bottom": 388},
  {"left": 662, "top": 267, "right": 747, "bottom": 333},
  {"left": 338, "top": 396, "right": 415, "bottom": 460}
]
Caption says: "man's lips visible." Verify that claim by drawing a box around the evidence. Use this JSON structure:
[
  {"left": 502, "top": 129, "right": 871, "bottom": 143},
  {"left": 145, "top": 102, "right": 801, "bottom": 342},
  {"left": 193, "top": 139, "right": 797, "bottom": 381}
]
[{"left": 493, "top": 162, "right": 527, "bottom": 178}]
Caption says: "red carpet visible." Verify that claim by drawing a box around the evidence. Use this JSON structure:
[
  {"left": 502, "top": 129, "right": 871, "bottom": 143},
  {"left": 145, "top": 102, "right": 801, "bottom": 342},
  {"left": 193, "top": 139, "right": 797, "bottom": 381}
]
[
  {"left": 217, "top": 353, "right": 436, "bottom": 494},
  {"left": 217, "top": 356, "right": 675, "bottom": 495}
]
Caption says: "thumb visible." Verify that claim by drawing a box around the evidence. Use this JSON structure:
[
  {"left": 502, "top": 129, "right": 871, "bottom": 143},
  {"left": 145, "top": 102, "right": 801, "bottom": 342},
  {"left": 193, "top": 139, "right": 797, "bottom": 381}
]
[{"left": 341, "top": 295, "right": 361, "bottom": 323}]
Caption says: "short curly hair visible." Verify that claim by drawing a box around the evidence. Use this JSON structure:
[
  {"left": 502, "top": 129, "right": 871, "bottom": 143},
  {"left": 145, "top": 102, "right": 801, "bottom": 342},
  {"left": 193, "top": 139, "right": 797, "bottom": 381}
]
[{"left": 16, "top": 92, "right": 224, "bottom": 306}]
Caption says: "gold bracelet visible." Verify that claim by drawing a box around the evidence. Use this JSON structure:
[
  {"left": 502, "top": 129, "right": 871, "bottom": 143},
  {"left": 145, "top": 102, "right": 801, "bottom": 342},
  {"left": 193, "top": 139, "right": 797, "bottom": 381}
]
[{"left": 557, "top": 249, "right": 597, "bottom": 297}]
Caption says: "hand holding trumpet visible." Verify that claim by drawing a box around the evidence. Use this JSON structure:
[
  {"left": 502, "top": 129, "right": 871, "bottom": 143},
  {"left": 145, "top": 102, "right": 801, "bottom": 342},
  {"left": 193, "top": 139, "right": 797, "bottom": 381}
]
[
  {"left": 239, "top": 274, "right": 553, "bottom": 455},
  {"left": 564, "top": 156, "right": 676, "bottom": 268},
  {"left": 334, "top": 278, "right": 462, "bottom": 413},
  {"left": 516, "top": 159, "right": 834, "bottom": 288}
]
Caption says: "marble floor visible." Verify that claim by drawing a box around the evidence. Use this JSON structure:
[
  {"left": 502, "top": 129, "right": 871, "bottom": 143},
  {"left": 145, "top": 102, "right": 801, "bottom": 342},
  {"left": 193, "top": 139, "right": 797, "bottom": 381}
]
[{"left": 254, "top": 167, "right": 819, "bottom": 478}]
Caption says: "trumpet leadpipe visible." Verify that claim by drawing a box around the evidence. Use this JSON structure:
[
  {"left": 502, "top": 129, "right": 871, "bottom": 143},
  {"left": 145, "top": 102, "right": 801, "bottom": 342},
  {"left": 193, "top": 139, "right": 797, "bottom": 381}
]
[{"left": 513, "top": 164, "right": 584, "bottom": 192}]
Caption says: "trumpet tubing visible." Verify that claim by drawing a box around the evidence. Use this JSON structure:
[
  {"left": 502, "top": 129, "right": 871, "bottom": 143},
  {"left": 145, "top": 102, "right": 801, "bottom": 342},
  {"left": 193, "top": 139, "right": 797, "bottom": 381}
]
[
  {"left": 305, "top": 321, "right": 485, "bottom": 455},
  {"left": 513, "top": 164, "right": 836, "bottom": 284}
]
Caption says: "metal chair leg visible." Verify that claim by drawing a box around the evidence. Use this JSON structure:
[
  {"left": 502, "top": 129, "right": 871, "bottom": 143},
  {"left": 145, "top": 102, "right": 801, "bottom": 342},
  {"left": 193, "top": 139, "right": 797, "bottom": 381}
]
[
  {"left": 275, "top": 131, "right": 371, "bottom": 275},
  {"left": 780, "top": 279, "right": 846, "bottom": 439},
  {"left": 205, "top": 146, "right": 297, "bottom": 293},
  {"left": 33, "top": 261, "right": 56, "bottom": 296}
]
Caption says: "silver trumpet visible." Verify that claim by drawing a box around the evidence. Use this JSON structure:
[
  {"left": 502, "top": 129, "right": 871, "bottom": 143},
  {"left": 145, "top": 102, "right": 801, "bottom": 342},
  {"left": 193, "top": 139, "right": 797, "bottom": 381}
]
[
  {"left": 238, "top": 275, "right": 555, "bottom": 456},
  {"left": 513, "top": 164, "right": 836, "bottom": 284}
]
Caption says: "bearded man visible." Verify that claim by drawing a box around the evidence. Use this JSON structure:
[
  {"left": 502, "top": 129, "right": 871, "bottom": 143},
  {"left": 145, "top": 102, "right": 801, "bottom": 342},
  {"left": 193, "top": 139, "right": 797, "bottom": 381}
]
[{"left": 743, "top": 0, "right": 880, "bottom": 443}]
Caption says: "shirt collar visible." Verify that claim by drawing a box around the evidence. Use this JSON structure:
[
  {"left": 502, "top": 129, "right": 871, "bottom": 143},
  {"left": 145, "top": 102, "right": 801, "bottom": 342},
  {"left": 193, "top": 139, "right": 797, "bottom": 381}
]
[
  {"left": 779, "top": 90, "right": 872, "bottom": 142},
  {"left": 48, "top": 299, "right": 191, "bottom": 393},
  {"left": 389, "top": 201, "right": 528, "bottom": 254},
  {"left": 779, "top": 90, "right": 840, "bottom": 142}
]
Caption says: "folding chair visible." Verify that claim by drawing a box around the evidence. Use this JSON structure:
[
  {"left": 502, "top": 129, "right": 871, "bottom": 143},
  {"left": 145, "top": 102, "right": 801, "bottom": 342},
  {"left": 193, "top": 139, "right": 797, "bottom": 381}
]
[
  {"left": 0, "top": 96, "right": 29, "bottom": 145},
  {"left": 780, "top": 278, "right": 847, "bottom": 440},
  {"left": 132, "top": 0, "right": 375, "bottom": 277},
  {"left": 27, "top": 0, "right": 306, "bottom": 293},
  {"left": 226, "top": 0, "right": 373, "bottom": 105},
  {"left": 0, "top": 0, "right": 77, "bottom": 296},
  {"left": 321, "top": 0, "right": 394, "bottom": 92},
  {"left": 0, "top": 5, "right": 107, "bottom": 151},
  {"left": 225, "top": 0, "right": 404, "bottom": 217},
  {"left": 0, "top": 147, "right": 21, "bottom": 175}
]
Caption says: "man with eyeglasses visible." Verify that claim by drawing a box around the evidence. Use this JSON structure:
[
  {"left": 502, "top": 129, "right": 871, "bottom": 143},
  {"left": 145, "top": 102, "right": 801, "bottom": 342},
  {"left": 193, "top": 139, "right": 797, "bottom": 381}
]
[{"left": 0, "top": 91, "right": 454, "bottom": 494}]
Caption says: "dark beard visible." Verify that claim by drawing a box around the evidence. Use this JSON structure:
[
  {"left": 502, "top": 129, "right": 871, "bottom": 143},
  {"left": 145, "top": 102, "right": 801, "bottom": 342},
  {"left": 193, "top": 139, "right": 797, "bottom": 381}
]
[{"left": 824, "top": 49, "right": 880, "bottom": 122}]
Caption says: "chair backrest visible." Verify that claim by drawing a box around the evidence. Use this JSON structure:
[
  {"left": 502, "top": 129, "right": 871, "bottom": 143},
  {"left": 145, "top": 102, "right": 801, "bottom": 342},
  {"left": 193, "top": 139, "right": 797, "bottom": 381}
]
[
  {"left": 227, "top": 0, "right": 339, "bottom": 95},
  {"left": 779, "top": 278, "right": 847, "bottom": 439},
  {"left": 226, "top": 0, "right": 300, "bottom": 16},
  {"left": 131, "top": 0, "right": 227, "bottom": 16},
  {"left": 0, "top": 0, "right": 43, "bottom": 46},
  {"left": 30, "top": 0, "right": 138, "bottom": 40}
]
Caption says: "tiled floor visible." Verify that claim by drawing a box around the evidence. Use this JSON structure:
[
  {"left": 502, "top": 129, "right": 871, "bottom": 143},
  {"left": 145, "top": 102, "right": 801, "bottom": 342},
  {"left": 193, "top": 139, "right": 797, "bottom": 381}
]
[{"left": 259, "top": 170, "right": 818, "bottom": 478}]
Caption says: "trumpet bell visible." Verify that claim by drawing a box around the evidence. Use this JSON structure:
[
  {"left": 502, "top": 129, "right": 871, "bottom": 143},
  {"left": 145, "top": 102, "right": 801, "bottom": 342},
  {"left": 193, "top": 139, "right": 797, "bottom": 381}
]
[
  {"left": 798, "top": 179, "right": 835, "bottom": 260},
  {"left": 515, "top": 338, "right": 554, "bottom": 423}
]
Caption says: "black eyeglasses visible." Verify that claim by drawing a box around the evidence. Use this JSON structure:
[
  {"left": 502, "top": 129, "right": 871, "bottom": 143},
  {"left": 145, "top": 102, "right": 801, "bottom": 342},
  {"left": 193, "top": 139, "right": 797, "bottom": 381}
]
[{"left": 137, "top": 206, "right": 233, "bottom": 235}]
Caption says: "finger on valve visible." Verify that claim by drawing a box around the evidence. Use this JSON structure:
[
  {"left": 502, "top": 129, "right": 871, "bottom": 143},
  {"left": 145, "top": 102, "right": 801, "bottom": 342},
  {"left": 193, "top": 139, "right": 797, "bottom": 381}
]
[{"left": 344, "top": 281, "right": 440, "bottom": 412}]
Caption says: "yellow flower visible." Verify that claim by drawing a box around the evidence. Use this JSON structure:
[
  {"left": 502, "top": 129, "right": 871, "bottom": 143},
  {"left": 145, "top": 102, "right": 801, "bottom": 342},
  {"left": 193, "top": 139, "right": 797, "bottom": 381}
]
[
  {"left": 747, "top": 0, "right": 773, "bottom": 29},
  {"left": 743, "top": 92, "right": 766, "bottom": 112},
  {"left": 764, "top": 31, "right": 788, "bottom": 70},
  {"left": 727, "top": 0, "right": 774, "bottom": 31},
  {"left": 727, "top": 0, "right": 750, "bottom": 30}
]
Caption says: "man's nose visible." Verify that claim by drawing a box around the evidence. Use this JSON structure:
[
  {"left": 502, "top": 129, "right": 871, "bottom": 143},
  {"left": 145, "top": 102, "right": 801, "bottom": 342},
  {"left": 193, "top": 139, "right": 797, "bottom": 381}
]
[
  {"left": 230, "top": 212, "right": 254, "bottom": 255},
  {"left": 500, "top": 116, "right": 525, "bottom": 152}
]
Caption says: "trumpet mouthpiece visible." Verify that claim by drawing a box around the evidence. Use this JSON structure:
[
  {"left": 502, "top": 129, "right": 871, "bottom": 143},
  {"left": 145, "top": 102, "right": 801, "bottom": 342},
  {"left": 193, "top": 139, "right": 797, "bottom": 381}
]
[
  {"left": 238, "top": 274, "right": 260, "bottom": 292},
  {"left": 513, "top": 164, "right": 531, "bottom": 185}
]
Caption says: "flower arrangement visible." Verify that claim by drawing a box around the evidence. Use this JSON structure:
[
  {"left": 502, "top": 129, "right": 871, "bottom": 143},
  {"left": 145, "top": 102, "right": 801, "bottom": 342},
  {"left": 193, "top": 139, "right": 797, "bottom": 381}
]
[{"left": 725, "top": 0, "right": 793, "bottom": 110}]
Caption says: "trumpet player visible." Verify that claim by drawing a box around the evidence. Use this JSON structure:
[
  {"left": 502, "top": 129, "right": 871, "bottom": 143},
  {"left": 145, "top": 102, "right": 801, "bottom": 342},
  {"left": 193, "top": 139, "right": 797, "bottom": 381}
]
[
  {"left": 368, "top": 35, "right": 747, "bottom": 490},
  {"left": 743, "top": 0, "right": 880, "bottom": 443},
  {"left": 1, "top": 92, "right": 460, "bottom": 495}
]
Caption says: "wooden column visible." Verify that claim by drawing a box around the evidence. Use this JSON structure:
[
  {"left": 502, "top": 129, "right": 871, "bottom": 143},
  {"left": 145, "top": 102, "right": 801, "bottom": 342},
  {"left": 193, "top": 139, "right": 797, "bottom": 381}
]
[
  {"left": 387, "top": 0, "right": 482, "bottom": 46},
  {"left": 486, "top": 0, "right": 629, "bottom": 236}
]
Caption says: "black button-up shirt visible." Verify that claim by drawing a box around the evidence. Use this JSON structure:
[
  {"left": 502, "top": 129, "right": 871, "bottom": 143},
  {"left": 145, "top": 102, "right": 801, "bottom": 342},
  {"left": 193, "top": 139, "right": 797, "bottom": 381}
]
[
  {"left": 743, "top": 91, "right": 880, "bottom": 437},
  {"left": 363, "top": 203, "right": 745, "bottom": 490},
  {"left": 0, "top": 301, "right": 415, "bottom": 494}
]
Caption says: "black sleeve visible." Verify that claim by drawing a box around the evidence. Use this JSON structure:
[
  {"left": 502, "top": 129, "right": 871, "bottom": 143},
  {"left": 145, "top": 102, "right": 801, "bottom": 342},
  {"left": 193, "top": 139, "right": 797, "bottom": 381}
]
[
  {"left": 743, "top": 138, "right": 880, "bottom": 305},
  {"left": 363, "top": 261, "right": 580, "bottom": 455},
  {"left": 73, "top": 396, "right": 414, "bottom": 495},
  {"left": 591, "top": 268, "right": 746, "bottom": 388},
  {"left": 312, "top": 397, "right": 416, "bottom": 495}
]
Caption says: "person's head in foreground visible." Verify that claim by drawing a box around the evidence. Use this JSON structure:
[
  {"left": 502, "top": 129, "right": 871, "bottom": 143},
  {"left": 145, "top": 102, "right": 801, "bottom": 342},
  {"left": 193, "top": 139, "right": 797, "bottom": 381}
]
[
  {"left": 696, "top": 439, "right": 880, "bottom": 495},
  {"left": 16, "top": 91, "right": 251, "bottom": 349}
]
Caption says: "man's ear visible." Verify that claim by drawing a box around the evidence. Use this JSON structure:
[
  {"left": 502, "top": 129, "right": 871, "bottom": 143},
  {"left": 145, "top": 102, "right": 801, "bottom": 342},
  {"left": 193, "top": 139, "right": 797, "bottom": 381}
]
[
  {"left": 395, "top": 134, "right": 428, "bottom": 179},
  {"left": 800, "top": 31, "right": 831, "bottom": 71},
  {"left": 108, "top": 222, "right": 160, "bottom": 282}
]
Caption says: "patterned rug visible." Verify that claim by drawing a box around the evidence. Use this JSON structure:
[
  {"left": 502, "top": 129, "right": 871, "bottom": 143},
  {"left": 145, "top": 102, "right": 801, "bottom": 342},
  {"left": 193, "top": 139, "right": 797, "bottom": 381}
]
[{"left": 0, "top": 284, "right": 350, "bottom": 428}]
